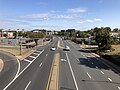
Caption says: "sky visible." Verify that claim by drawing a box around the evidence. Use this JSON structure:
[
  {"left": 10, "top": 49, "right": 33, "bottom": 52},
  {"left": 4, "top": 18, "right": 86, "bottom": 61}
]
[{"left": 0, "top": 0, "right": 120, "bottom": 31}]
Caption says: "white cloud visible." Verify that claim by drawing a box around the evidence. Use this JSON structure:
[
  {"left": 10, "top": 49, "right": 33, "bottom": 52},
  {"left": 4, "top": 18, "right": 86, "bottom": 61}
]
[
  {"left": 20, "top": 14, "right": 49, "bottom": 20},
  {"left": 67, "top": 7, "right": 87, "bottom": 13},
  {"left": 79, "top": 20, "right": 94, "bottom": 23},
  {"left": 20, "top": 13, "right": 74, "bottom": 20},
  {"left": 94, "top": 18, "right": 103, "bottom": 22},
  {"left": 79, "top": 18, "right": 103, "bottom": 23},
  {"left": 52, "top": 15, "right": 73, "bottom": 19}
]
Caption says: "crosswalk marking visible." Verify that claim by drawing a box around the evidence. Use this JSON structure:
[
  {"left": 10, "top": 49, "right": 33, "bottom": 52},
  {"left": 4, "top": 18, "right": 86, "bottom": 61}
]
[
  {"left": 24, "top": 59, "right": 32, "bottom": 63},
  {"left": 29, "top": 56, "right": 36, "bottom": 58}
]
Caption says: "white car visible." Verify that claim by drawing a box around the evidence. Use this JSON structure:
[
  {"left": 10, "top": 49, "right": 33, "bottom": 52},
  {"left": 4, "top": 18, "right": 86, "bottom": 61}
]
[
  {"left": 65, "top": 46, "right": 70, "bottom": 51},
  {"left": 51, "top": 47, "right": 56, "bottom": 51}
]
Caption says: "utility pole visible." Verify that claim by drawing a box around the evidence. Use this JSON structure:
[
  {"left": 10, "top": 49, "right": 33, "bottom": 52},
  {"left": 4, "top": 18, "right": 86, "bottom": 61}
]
[{"left": 20, "top": 37, "right": 22, "bottom": 55}]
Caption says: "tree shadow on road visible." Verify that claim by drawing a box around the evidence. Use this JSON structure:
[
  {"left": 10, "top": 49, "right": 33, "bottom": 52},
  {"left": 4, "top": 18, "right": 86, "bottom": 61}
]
[
  {"left": 78, "top": 57, "right": 110, "bottom": 70},
  {"left": 78, "top": 56, "right": 120, "bottom": 75},
  {"left": 78, "top": 49, "right": 91, "bottom": 53},
  {"left": 60, "top": 87, "right": 75, "bottom": 90}
]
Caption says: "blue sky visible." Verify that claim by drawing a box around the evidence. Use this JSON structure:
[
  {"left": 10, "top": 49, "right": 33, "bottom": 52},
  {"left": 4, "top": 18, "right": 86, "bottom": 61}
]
[{"left": 0, "top": 0, "right": 120, "bottom": 31}]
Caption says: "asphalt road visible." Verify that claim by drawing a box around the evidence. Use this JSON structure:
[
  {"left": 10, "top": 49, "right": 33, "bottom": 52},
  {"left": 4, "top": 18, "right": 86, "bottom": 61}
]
[
  {"left": 1, "top": 37, "right": 59, "bottom": 90},
  {"left": 1, "top": 37, "right": 120, "bottom": 90},
  {"left": 59, "top": 40, "right": 120, "bottom": 90},
  {"left": 0, "top": 52, "right": 18, "bottom": 90}
]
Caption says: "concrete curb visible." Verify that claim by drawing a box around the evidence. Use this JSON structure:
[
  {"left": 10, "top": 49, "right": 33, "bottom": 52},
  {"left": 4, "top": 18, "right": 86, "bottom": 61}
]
[
  {"left": 0, "top": 59, "right": 4, "bottom": 72},
  {"left": 16, "top": 50, "right": 36, "bottom": 61}
]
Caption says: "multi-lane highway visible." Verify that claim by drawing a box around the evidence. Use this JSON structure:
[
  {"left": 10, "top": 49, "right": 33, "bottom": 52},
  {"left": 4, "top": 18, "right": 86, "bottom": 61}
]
[
  {"left": 1, "top": 37, "right": 58, "bottom": 90},
  {"left": 0, "top": 37, "right": 120, "bottom": 90},
  {"left": 59, "top": 39, "right": 120, "bottom": 90}
]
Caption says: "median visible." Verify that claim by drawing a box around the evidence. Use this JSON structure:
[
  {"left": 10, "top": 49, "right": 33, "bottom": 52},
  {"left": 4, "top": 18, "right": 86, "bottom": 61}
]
[
  {"left": 57, "top": 40, "right": 63, "bottom": 49},
  {"left": 46, "top": 53, "right": 60, "bottom": 90}
]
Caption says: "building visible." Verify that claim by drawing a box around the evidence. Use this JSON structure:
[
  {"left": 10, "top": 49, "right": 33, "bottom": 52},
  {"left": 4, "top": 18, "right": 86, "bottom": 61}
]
[
  {"left": 66, "top": 29, "right": 75, "bottom": 32},
  {"left": 7, "top": 32, "right": 14, "bottom": 38},
  {"left": 61, "top": 30, "right": 66, "bottom": 32},
  {"left": 31, "top": 29, "right": 46, "bottom": 33},
  {"left": 47, "top": 31, "right": 53, "bottom": 35},
  {"left": 110, "top": 32, "right": 119, "bottom": 37}
]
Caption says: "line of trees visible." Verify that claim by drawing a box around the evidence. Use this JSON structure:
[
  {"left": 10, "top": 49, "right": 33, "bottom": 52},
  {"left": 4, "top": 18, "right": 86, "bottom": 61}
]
[{"left": 58, "top": 27, "right": 117, "bottom": 50}]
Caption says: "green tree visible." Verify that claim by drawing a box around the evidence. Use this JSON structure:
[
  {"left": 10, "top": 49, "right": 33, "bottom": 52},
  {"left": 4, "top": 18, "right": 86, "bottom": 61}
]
[
  {"left": 77, "top": 31, "right": 88, "bottom": 38},
  {"left": 94, "top": 27, "right": 112, "bottom": 50},
  {"left": 28, "top": 32, "right": 45, "bottom": 46}
]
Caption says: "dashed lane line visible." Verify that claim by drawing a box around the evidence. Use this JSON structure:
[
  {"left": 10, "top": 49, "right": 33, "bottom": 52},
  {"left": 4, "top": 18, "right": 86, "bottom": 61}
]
[
  {"left": 96, "top": 66, "right": 98, "bottom": 69},
  {"left": 24, "top": 59, "right": 32, "bottom": 63},
  {"left": 87, "top": 72, "right": 92, "bottom": 79},
  {"left": 101, "top": 71, "right": 104, "bottom": 74},
  {"left": 118, "top": 87, "right": 120, "bottom": 90},
  {"left": 39, "top": 63, "right": 42, "bottom": 67},
  {"left": 24, "top": 81, "right": 31, "bottom": 90},
  {"left": 108, "top": 78, "right": 112, "bottom": 82}
]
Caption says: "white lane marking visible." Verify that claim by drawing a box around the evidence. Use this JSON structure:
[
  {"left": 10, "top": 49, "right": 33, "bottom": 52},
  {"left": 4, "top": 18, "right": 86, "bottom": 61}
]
[
  {"left": 14, "top": 59, "right": 20, "bottom": 78},
  {"left": 66, "top": 53, "right": 79, "bottom": 90},
  {"left": 118, "top": 87, "right": 120, "bottom": 90},
  {"left": 83, "top": 54, "right": 85, "bottom": 56},
  {"left": 46, "top": 54, "right": 48, "bottom": 56},
  {"left": 101, "top": 71, "right": 104, "bottom": 74},
  {"left": 35, "top": 51, "right": 42, "bottom": 53},
  {"left": 108, "top": 78, "right": 112, "bottom": 82},
  {"left": 39, "top": 63, "right": 42, "bottom": 67},
  {"left": 96, "top": 66, "right": 98, "bottom": 69},
  {"left": 3, "top": 50, "right": 44, "bottom": 90},
  {"left": 88, "top": 59, "right": 90, "bottom": 61},
  {"left": 87, "top": 72, "right": 92, "bottom": 79},
  {"left": 33, "top": 53, "right": 39, "bottom": 55},
  {"left": 29, "top": 56, "right": 36, "bottom": 58},
  {"left": 24, "top": 81, "right": 31, "bottom": 90},
  {"left": 24, "top": 59, "right": 32, "bottom": 63}
]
